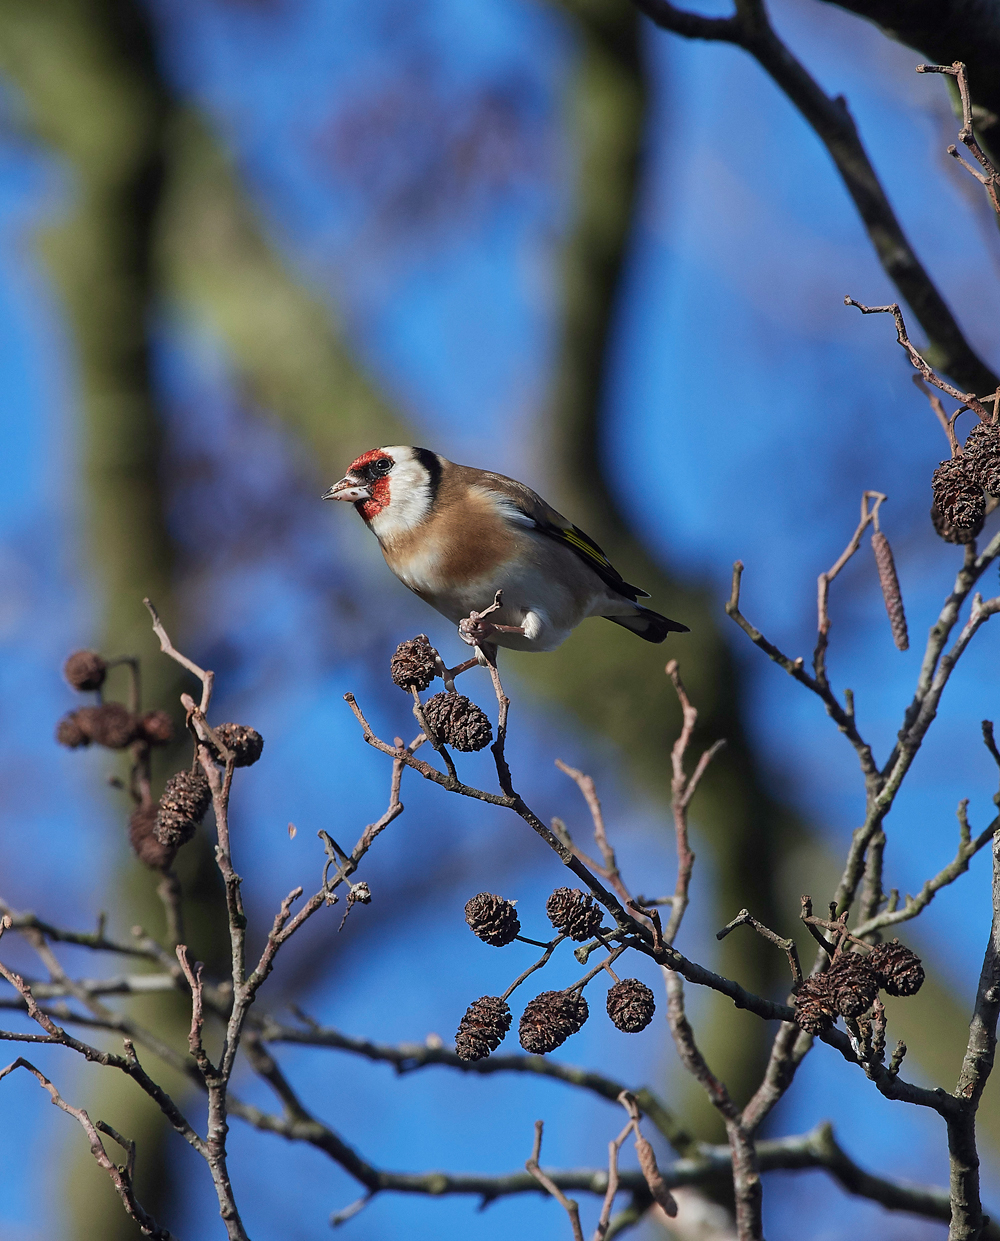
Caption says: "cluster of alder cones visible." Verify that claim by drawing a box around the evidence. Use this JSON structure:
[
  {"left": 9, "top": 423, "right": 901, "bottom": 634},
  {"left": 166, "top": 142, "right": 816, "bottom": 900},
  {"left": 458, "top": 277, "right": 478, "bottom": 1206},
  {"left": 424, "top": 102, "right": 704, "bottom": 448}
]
[
  {"left": 56, "top": 649, "right": 263, "bottom": 872},
  {"left": 931, "top": 415, "right": 1000, "bottom": 542},
  {"left": 456, "top": 890, "right": 657, "bottom": 1060},
  {"left": 390, "top": 635, "right": 492, "bottom": 752},
  {"left": 792, "top": 939, "right": 924, "bottom": 1035}
]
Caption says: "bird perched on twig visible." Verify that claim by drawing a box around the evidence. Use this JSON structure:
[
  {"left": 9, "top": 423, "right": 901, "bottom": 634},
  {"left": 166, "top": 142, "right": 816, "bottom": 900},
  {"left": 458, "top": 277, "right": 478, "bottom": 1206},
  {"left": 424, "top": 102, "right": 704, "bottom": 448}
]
[{"left": 323, "top": 446, "right": 688, "bottom": 656}]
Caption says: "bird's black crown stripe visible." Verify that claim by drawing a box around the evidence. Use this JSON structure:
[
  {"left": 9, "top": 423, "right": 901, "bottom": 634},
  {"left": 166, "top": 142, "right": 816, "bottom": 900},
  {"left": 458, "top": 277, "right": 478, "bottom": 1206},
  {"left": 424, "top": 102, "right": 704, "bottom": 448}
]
[{"left": 413, "top": 447, "right": 443, "bottom": 504}]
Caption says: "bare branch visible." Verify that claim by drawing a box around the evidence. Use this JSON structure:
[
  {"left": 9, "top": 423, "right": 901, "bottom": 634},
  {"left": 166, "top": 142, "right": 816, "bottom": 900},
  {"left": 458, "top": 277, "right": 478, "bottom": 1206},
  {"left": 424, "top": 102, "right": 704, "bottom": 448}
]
[
  {"left": 917, "top": 63, "right": 1000, "bottom": 216},
  {"left": 717, "top": 910, "right": 802, "bottom": 984},
  {"left": 0, "top": 1058, "right": 176, "bottom": 1239},
  {"left": 632, "top": 1, "right": 998, "bottom": 393},
  {"left": 526, "top": 1120, "right": 585, "bottom": 1241},
  {"left": 948, "top": 820, "right": 1000, "bottom": 1237},
  {"left": 726, "top": 561, "right": 878, "bottom": 779},
  {"left": 143, "top": 596, "right": 214, "bottom": 714},
  {"left": 257, "top": 1016, "right": 697, "bottom": 1153},
  {"left": 844, "top": 299, "right": 990, "bottom": 420},
  {"left": 852, "top": 811, "right": 997, "bottom": 938}
]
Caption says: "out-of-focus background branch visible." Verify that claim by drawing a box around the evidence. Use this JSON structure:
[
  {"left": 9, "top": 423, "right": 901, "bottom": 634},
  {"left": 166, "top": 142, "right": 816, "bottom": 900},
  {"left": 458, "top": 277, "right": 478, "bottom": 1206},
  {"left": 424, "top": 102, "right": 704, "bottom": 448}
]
[
  {"left": 0, "top": 0, "right": 999, "bottom": 1236},
  {"left": 819, "top": 0, "right": 1000, "bottom": 166}
]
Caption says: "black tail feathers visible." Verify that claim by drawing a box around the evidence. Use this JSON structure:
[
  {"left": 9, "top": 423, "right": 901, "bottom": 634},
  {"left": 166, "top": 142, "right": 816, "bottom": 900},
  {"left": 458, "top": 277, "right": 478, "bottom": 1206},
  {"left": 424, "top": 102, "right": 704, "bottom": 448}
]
[{"left": 605, "top": 605, "right": 689, "bottom": 644}]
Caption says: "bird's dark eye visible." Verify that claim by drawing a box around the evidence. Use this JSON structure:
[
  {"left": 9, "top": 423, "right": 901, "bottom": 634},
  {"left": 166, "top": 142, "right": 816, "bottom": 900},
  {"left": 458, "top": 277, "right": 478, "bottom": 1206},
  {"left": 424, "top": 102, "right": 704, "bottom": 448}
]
[{"left": 372, "top": 458, "right": 392, "bottom": 476}]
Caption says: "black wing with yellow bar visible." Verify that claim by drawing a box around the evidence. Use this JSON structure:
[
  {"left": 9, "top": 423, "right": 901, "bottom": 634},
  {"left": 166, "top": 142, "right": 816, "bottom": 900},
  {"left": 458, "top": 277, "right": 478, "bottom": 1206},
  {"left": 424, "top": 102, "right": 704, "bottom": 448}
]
[{"left": 529, "top": 514, "right": 650, "bottom": 602}]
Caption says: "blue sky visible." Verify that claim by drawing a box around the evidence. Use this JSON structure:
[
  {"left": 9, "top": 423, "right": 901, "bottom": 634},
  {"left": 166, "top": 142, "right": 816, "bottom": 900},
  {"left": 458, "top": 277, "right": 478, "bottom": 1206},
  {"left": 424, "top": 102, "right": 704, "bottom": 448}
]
[{"left": 1, "top": 1, "right": 998, "bottom": 1237}]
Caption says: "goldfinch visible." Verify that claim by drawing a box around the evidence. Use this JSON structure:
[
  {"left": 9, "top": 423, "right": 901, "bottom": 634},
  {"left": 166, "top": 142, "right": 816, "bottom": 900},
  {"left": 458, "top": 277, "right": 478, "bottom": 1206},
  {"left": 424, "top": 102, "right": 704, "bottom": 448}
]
[{"left": 323, "top": 446, "right": 688, "bottom": 653}]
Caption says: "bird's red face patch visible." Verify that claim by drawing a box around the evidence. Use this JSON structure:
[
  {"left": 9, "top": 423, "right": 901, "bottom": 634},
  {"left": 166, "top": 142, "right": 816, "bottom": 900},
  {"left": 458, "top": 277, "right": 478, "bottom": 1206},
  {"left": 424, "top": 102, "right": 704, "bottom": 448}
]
[{"left": 348, "top": 449, "right": 392, "bottom": 521}]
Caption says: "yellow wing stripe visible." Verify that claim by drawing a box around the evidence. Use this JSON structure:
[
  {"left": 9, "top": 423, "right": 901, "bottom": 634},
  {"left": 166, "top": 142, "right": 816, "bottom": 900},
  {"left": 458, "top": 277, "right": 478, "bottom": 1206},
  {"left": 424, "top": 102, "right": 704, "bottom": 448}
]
[{"left": 560, "top": 528, "right": 612, "bottom": 568}]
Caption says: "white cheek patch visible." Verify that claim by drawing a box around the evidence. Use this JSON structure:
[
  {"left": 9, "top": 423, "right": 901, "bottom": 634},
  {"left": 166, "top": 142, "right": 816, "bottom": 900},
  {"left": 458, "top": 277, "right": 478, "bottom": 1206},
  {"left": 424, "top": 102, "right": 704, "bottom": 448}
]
[{"left": 368, "top": 453, "right": 433, "bottom": 541}]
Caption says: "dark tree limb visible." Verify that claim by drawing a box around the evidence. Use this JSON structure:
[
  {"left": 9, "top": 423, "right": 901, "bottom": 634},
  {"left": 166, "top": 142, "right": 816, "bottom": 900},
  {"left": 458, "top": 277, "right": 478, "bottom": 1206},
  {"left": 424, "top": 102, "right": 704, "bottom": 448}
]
[
  {"left": 631, "top": 0, "right": 999, "bottom": 393},
  {"left": 816, "top": 0, "right": 1000, "bottom": 167}
]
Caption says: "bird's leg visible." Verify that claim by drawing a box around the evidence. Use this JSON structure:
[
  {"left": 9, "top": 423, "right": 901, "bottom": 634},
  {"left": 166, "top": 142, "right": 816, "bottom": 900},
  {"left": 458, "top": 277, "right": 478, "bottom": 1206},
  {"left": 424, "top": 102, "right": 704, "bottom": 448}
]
[
  {"left": 473, "top": 642, "right": 498, "bottom": 668},
  {"left": 458, "top": 590, "right": 526, "bottom": 649},
  {"left": 453, "top": 598, "right": 515, "bottom": 791}
]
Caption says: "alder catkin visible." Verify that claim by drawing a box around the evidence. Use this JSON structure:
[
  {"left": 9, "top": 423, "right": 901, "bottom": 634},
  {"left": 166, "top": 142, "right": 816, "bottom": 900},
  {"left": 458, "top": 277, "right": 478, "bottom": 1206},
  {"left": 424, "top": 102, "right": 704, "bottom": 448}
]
[
  {"left": 871, "top": 531, "right": 908, "bottom": 651},
  {"left": 634, "top": 1134, "right": 678, "bottom": 1217}
]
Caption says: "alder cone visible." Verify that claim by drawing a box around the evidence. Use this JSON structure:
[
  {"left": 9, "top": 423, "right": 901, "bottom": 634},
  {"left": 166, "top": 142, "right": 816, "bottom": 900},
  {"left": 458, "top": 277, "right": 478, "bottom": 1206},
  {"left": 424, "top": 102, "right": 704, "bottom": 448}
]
[
  {"left": 464, "top": 893, "right": 520, "bottom": 947},
  {"left": 155, "top": 770, "right": 212, "bottom": 849},
  {"left": 63, "top": 649, "right": 107, "bottom": 692},
  {"left": 390, "top": 635, "right": 438, "bottom": 692},
  {"left": 455, "top": 996, "right": 511, "bottom": 1061},
  {"left": 213, "top": 722, "right": 264, "bottom": 767},
  {"left": 545, "top": 887, "right": 603, "bottom": 941},
  {"left": 827, "top": 953, "right": 878, "bottom": 1018},
  {"left": 139, "top": 710, "right": 174, "bottom": 746},
  {"left": 867, "top": 939, "right": 925, "bottom": 997},
  {"left": 963, "top": 421, "right": 1000, "bottom": 495},
  {"left": 56, "top": 712, "right": 90, "bottom": 749},
  {"left": 422, "top": 692, "right": 492, "bottom": 752},
  {"left": 76, "top": 703, "right": 138, "bottom": 749},
  {"left": 793, "top": 974, "right": 838, "bottom": 1034},
  {"left": 606, "top": 978, "right": 656, "bottom": 1032},
  {"left": 519, "top": 990, "right": 589, "bottom": 1054},
  {"left": 930, "top": 457, "right": 985, "bottom": 542},
  {"left": 128, "top": 804, "right": 177, "bottom": 871}
]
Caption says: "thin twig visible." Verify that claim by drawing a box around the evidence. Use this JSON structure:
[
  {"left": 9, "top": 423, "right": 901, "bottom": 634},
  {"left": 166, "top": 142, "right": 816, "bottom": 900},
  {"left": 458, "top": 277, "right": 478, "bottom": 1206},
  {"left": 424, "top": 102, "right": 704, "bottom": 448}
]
[
  {"left": 0, "top": 1059, "right": 176, "bottom": 1239},
  {"left": 917, "top": 63, "right": 1000, "bottom": 217},
  {"left": 143, "top": 597, "right": 214, "bottom": 714},
  {"left": 525, "top": 1121, "right": 584, "bottom": 1241},
  {"left": 844, "top": 299, "right": 990, "bottom": 420},
  {"left": 717, "top": 909, "right": 802, "bottom": 984}
]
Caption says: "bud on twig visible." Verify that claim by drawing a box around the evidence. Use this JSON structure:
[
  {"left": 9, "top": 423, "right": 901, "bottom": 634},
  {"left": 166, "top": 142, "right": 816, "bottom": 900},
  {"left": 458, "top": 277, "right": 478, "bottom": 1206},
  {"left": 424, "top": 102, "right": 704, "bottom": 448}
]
[
  {"left": 871, "top": 531, "right": 908, "bottom": 651},
  {"left": 464, "top": 893, "right": 520, "bottom": 946}
]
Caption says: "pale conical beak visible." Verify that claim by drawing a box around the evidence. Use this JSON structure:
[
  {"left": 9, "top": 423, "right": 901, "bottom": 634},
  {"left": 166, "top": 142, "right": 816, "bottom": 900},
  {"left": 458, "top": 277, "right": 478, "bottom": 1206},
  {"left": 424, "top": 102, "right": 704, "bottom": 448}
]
[{"left": 322, "top": 476, "right": 370, "bottom": 502}]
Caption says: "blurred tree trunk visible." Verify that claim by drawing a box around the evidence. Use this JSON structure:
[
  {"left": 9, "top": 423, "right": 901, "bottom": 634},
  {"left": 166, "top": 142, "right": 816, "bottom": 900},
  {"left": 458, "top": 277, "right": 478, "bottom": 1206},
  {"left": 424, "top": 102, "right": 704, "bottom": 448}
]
[
  {"left": 0, "top": 3, "right": 219, "bottom": 1235},
  {"left": 533, "top": 0, "right": 795, "bottom": 1131}
]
